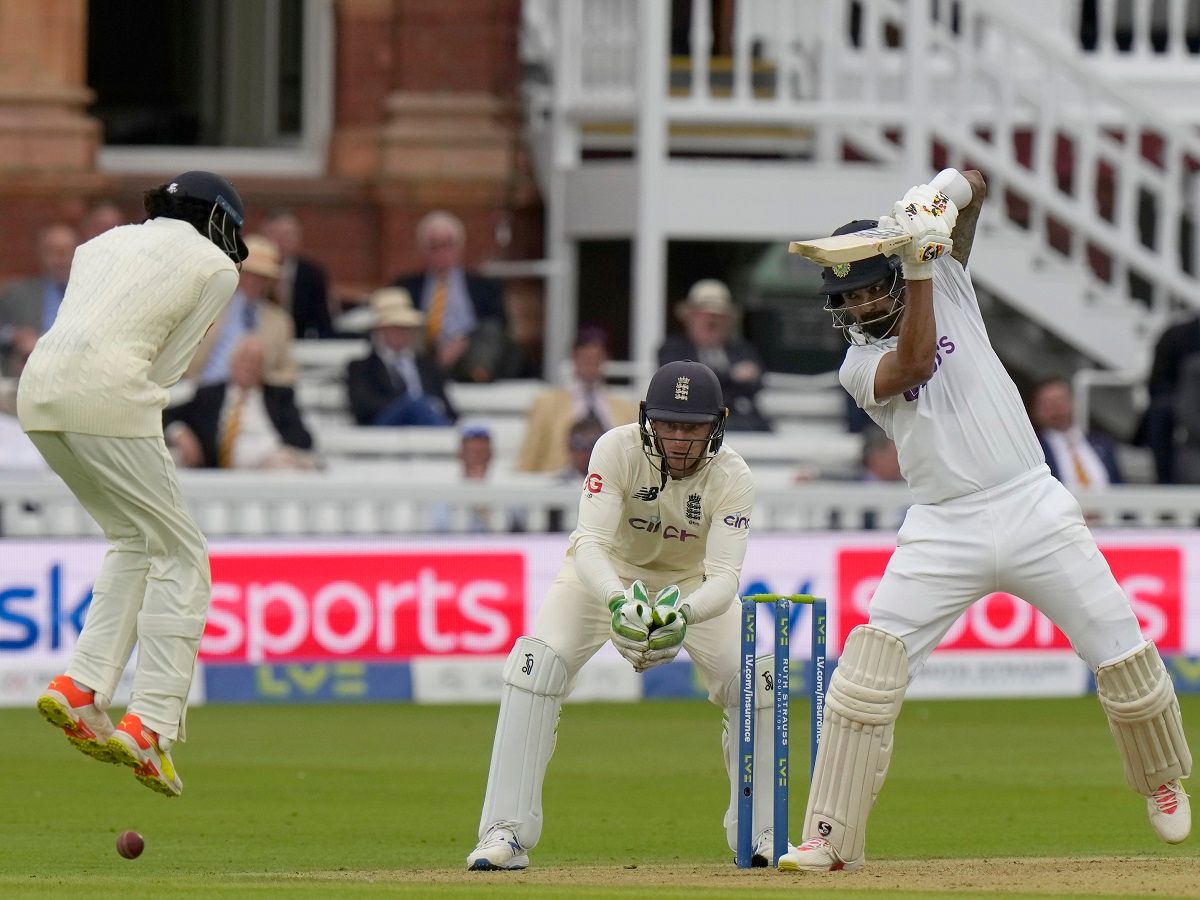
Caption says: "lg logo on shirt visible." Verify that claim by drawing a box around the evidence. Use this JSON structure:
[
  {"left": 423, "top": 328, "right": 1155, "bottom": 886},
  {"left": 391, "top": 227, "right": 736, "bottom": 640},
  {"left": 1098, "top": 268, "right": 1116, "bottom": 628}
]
[
  {"left": 627, "top": 518, "right": 700, "bottom": 541},
  {"left": 585, "top": 473, "right": 603, "bottom": 493}
]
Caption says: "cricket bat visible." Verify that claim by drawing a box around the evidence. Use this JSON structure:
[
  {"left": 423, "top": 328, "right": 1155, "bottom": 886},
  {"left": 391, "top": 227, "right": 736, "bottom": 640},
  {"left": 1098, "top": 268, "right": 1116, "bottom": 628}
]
[{"left": 788, "top": 169, "right": 973, "bottom": 267}]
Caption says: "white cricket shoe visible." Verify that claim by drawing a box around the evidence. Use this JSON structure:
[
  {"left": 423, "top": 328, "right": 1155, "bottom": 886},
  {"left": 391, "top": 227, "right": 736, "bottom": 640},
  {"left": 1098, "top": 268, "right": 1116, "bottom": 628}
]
[
  {"left": 467, "top": 823, "right": 529, "bottom": 871},
  {"left": 750, "top": 828, "right": 775, "bottom": 868},
  {"left": 1147, "top": 781, "right": 1190, "bottom": 844},
  {"left": 777, "top": 837, "right": 863, "bottom": 872}
]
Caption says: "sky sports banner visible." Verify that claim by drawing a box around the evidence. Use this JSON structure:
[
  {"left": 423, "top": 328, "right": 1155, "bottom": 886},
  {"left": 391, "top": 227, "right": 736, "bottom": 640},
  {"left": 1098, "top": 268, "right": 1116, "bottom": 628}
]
[{"left": 0, "top": 533, "right": 1195, "bottom": 704}]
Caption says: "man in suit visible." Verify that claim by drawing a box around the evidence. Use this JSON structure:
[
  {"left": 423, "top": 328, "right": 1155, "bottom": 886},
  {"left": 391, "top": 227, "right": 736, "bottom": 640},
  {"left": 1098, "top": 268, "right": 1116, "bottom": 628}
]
[
  {"left": 346, "top": 287, "right": 457, "bottom": 427},
  {"left": 0, "top": 223, "right": 79, "bottom": 375},
  {"left": 1029, "top": 376, "right": 1122, "bottom": 488},
  {"left": 165, "top": 335, "right": 315, "bottom": 470},
  {"left": 1142, "top": 315, "right": 1200, "bottom": 483},
  {"left": 393, "top": 210, "right": 513, "bottom": 383},
  {"left": 186, "top": 234, "right": 298, "bottom": 388},
  {"left": 516, "top": 326, "right": 637, "bottom": 473},
  {"left": 262, "top": 209, "right": 335, "bottom": 339},
  {"left": 658, "top": 279, "right": 773, "bottom": 431}
]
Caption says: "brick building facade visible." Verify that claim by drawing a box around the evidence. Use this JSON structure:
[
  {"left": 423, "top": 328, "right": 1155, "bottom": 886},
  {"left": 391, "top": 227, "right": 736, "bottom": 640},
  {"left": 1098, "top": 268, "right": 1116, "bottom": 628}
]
[{"left": 0, "top": 0, "right": 544, "bottom": 359}]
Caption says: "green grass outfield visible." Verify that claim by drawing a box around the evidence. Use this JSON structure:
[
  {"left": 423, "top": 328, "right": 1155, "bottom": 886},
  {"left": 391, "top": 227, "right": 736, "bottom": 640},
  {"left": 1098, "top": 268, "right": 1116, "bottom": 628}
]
[{"left": 1, "top": 697, "right": 1197, "bottom": 899}]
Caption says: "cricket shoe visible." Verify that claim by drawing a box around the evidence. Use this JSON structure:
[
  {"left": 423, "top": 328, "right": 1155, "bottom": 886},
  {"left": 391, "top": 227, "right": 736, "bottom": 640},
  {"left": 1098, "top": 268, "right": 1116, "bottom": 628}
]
[
  {"left": 1147, "top": 780, "right": 1190, "bottom": 844},
  {"left": 467, "top": 823, "right": 529, "bottom": 871},
  {"left": 36, "top": 675, "right": 116, "bottom": 763},
  {"left": 777, "top": 837, "right": 863, "bottom": 873},
  {"left": 106, "top": 714, "right": 182, "bottom": 797},
  {"left": 732, "top": 828, "right": 776, "bottom": 867}
]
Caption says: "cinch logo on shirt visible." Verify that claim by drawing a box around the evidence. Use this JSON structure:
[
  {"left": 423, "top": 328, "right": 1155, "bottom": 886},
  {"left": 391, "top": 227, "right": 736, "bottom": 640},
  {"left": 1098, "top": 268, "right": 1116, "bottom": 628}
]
[
  {"left": 903, "top": 335, "right": 957, "bottom": 402},
  {"left": 627, "top": 517, "right": 701, "bottom": 541}
]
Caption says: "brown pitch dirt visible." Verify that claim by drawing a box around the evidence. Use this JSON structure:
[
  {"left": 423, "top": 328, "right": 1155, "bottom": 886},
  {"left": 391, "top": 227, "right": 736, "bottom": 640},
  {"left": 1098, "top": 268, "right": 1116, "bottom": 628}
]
[{"left": 297, "top": 857, "right": 1200, "bottom": 897}]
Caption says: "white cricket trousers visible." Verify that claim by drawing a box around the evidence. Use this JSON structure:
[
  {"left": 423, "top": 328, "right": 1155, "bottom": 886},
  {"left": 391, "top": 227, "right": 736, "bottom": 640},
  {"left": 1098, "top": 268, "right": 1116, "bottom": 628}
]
[
  {"left": 869, "top": 466, "right": 1146, "bottom": 678},
  {"left": 29, "top": 431, "right": 210, "bottom": 741},
  {"left": 535, "top": 559, "right": 742, "bottom": 706}
]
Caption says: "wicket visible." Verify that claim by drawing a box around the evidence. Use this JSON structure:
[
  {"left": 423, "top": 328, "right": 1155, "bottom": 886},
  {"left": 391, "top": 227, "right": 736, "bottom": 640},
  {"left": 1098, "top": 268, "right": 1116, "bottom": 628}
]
[{"left": 735, "top": 593, "right": 827, "bottom": 869}]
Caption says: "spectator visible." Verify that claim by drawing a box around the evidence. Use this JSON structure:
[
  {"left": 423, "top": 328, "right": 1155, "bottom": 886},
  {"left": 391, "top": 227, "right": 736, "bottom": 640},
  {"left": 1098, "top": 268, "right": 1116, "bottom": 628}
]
[
  {"left": 0, "top": 223, "right": 79, "bottom": 376},
  {"left": 658, "top": 279, "right": 772, "bottom": 431},
  {"left": 346, "top": 287, "right": 457, "bottom": 427},
  {"left": 546, "top": 414, "right": 607, "bottom": 532},
  {"left": 1029, "top": 376, "right": 1121, "bottom": 489},
  {"left": 81, "top": 201, "right": 125, "bottom": 241},
  {"left": 261, "top": 209, "right": 335, "bottom": 339},
  {"left": 431, "top": 423, "right": 515, "bottom": 533},
  {"left": 165, "top": 335, "right": 315, "bottom": 470},
  {"left": 517, "top": 326, "right": 637, "bottom": 473},
  {"left": 393, "top": 210, "right": 515, "bottom": 383},
  {"left": 187, "top": 234, "right": 298, "bottom": 387},
  {"left": 861, "top": 425, "right": 903, "bottom": 483},
  {"left": 1142, "top": 314, "right": 1200, "bottom": 483}
]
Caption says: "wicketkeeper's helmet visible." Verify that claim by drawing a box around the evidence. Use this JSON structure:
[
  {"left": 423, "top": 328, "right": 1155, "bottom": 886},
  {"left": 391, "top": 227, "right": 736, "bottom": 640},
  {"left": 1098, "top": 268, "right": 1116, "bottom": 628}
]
[{"left": 639, "top": 360, "right": 729, "bottom": 469}]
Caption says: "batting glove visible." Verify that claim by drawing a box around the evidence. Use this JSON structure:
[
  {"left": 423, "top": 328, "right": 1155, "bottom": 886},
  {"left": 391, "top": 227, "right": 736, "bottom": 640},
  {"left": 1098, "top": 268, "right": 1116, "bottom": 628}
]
[
  {"left": 609, "top": 581, "right": 654, "bottom": 669},
  {"left": 887, "top": 183, "right": 960, "bottom": 280}
]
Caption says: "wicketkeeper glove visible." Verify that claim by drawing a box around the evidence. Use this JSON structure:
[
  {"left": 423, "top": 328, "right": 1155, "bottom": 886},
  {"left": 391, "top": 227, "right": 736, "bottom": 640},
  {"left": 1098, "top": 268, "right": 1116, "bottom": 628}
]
[
  {"left": 608, "top": 580, "right": 654, "bottom": 669},
  {"left": 884, "top": 183, "right": 960, "bottom": 280},
  {"left": 633, "top": 585, "right": 688, "bottom": 672}
]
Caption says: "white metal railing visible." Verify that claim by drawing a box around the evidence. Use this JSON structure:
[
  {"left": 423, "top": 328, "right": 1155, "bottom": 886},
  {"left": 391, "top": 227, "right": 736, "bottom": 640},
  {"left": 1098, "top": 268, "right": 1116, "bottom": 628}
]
[
  {"left": 3, "top": 472, "right": 1200, "bottom": 538},
  {"left": 523, "top": 0, "right": 1200, "bottom": 374}
]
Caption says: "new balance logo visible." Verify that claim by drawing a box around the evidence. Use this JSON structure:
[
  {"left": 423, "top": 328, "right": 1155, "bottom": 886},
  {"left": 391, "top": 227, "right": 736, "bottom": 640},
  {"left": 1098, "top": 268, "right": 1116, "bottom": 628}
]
[{"left": 634, "top": 486, "right": 659, "bottom": 501}]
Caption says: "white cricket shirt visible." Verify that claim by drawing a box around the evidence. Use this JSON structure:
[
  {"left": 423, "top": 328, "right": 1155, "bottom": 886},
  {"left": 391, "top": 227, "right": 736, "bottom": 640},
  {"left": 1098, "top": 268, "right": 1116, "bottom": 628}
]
[
  {"left": 18, "top": 218, "right": 239, "bottom": 437},
  {"left": 568, "top": 423, "right": 755, "bottom": 623},
  {"left": 839, "top": 256, "right": 1044, "bottom": 504}
]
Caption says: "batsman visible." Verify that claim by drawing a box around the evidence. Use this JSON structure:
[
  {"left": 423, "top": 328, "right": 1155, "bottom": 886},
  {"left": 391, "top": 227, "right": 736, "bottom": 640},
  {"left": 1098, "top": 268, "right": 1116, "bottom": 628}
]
[
  {"left": 467, "top": 360, "right": 777, "bottom": 870},
  {"left": 779, "top": 169, "right": 1191, "bottom": 872}
]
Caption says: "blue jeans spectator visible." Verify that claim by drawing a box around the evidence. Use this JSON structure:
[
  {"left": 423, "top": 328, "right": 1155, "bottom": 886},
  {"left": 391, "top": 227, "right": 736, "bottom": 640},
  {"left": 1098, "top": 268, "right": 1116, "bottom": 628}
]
[{"left": 372, "top": 396, "right": 450, "bottom": 427}]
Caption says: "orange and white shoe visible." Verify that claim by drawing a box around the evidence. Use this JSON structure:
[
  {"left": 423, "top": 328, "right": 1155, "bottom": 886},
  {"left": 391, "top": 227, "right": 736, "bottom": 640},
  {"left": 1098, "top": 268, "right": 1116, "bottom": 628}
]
[
  {"left": 36, "top": 675, "right": 116, "bottom": 763},
  {"left": 777, "top": 837, "right": 864, "bottom": 873},
  {"left": 1148, "top": 780, "right": 1191, "bottom": 844},
  {"left": 106, "top": 714, "right": 182, "bottom": 797}
]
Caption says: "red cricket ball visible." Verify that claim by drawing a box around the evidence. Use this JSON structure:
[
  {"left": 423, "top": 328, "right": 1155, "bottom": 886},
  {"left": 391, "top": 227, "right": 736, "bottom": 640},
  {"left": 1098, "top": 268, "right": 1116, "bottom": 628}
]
[{"left": 116, "top": 830, "right": 144, "bottom": 859}]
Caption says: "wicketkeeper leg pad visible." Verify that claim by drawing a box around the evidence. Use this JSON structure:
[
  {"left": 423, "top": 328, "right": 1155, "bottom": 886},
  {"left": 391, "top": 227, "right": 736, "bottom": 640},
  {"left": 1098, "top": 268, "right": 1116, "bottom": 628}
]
[
  {"left": 802, "top": 625, "right": 907, "bottom": 864},
  {"left": 479, "top": 637, "right": 569, "bottom": 849},
  {"left": 1096, "top": 641, "right": 1192, "bottom": 795},
  {"left": 722, "top": 653, "right": 777, "bottom": 850}
]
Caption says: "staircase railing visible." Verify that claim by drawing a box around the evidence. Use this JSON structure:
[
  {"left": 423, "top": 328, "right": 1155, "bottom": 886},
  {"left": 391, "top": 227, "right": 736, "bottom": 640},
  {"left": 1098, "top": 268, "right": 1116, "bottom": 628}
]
[{"left": 521, "top": 0, "right": 1200, "bottom": 372}]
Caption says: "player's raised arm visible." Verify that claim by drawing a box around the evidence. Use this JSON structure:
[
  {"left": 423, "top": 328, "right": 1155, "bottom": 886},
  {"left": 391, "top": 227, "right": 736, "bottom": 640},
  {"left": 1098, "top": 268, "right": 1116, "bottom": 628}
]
[
  {"left": 869, "top": 180, "right": 960, "bottom": 398},
  {"left": 950, "top": 170, "right": 987, "bottom": 268}
]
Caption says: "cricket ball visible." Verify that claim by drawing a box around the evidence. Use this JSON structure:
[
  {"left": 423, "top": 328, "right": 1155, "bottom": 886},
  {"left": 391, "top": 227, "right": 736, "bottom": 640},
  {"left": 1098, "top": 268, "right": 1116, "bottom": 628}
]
[{"left": 116, "top": 830, "right": 144, "bottom": 859}]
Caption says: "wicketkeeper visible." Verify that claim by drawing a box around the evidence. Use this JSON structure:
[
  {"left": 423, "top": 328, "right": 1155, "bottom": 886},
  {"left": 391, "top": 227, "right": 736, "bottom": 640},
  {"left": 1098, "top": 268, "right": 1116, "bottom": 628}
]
[{"left": 468, "top": 360, "right": 778, "bottom": 869}]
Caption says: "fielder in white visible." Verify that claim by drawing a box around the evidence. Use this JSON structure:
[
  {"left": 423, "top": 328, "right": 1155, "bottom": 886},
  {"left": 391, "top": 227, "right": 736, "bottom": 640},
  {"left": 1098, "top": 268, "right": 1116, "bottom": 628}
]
[
  {"left": 23, "top": 171, "right": 247, "bottom": 797},
  {"left": 468, "top": 360, "right": 778, "bottom": 870},
  {"left": 779, "top": 170, "right": 1192, "bottom": 872}
]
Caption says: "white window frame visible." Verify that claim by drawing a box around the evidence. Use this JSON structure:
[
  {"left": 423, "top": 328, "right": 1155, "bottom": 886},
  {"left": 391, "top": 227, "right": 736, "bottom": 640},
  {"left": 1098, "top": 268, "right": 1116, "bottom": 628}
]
[{"left": 96, "top": 0, "right": 335, "bottom": 178}]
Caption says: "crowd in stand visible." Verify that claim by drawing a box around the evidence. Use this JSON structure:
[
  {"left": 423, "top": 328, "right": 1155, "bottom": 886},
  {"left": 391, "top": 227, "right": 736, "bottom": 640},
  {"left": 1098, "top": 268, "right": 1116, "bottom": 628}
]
[{"left": 5, "top": 198, "right": 1200, "bottom": 530}]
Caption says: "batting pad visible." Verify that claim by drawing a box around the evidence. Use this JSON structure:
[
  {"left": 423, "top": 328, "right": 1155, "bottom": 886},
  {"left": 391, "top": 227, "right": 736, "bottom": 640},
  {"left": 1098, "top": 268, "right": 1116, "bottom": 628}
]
[
  {"left": 802, "top": 625, "right": 907, "bottom": 864},
  {"left": 1096, "top": 641, "right": 1192, "bottom": 795},
  {"left": 479, "top": 637, "right": 569, "bottom": 848},
  {"left": 722, "top": 653, "right": 778, "bottom": 849}
]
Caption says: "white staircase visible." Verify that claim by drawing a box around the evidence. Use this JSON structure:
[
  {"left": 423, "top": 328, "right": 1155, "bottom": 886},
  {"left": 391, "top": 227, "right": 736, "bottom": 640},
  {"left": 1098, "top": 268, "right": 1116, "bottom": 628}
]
[{"left": 521, "top": 0, "right": 1200, "bottom": 382}]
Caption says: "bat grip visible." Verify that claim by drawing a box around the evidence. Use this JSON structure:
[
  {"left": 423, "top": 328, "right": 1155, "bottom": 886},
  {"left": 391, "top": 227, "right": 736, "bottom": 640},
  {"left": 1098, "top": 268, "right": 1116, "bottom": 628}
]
[{"left": 929, "top": 168, "right": 973, "bottom": 210}]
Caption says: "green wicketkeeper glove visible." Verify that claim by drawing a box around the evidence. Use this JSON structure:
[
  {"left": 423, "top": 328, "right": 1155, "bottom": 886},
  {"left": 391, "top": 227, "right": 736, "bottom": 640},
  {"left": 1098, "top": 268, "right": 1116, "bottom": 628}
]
[
  {"left": 608, "top": 580, "right": 654, "bottom": 668},
  {"left": 646, "top": 584, "right": 687, "bottom": 657}
]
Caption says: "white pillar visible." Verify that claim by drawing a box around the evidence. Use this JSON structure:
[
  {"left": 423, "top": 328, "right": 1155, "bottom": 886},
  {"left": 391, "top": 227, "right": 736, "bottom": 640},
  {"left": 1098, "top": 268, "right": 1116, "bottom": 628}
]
[{"left": 631, "top": 0, "right": 670, "bottom": 387}]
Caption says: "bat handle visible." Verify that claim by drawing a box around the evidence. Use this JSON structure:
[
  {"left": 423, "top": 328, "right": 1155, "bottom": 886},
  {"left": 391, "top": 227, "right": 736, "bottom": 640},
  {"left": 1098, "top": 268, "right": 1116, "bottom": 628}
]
[{"left": 929, "top": 168, "right": 973, "bottom": 210}]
